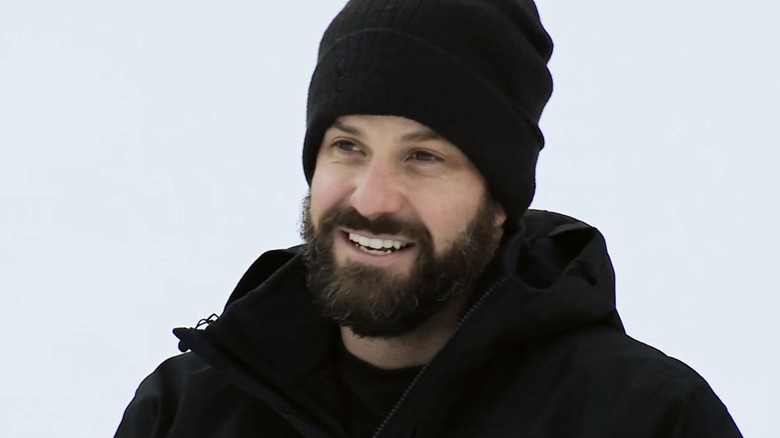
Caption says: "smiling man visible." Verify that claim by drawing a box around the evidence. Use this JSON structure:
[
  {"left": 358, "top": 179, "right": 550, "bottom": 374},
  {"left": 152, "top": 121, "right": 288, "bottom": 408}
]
[
  {"left": 305, "top": 115, "right": 505, "bottom": 342},
  {"left": 116, "top": 1, "right": 741, "bottom": 437}
]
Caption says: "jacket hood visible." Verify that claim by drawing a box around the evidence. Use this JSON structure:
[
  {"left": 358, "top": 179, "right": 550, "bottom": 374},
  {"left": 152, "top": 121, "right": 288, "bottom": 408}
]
[
  {"left": 174, "top": 209, "right": 624, "bottom": 437},
  {"left": 372, "top": 210, "right": 624, "bottom": 436}
]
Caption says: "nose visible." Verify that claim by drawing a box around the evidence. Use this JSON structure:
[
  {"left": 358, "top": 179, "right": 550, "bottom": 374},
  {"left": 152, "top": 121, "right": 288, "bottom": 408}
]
[{"left": 349, "top": 161, "right": 405, "bottom": 219}]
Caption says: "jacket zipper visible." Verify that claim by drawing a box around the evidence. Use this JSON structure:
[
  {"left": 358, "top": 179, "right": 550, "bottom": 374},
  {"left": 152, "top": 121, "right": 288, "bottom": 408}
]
[{"left": 371, "top": 276, "right": 509, "bottom": 438}]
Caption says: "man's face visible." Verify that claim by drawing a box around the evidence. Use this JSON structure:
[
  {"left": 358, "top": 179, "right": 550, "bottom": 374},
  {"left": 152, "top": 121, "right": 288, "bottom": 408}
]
[{"left": 302, "top": 114, "right": 506, "bottom": 337}]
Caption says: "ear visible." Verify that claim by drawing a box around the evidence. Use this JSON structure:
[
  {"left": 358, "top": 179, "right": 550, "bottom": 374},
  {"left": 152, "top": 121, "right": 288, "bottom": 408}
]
[
  {"left": 494, "top": 207, "right": 506, "bottom": 227},
  {"left": 493, "top": 204, "right": 507, "bottom": 239}
]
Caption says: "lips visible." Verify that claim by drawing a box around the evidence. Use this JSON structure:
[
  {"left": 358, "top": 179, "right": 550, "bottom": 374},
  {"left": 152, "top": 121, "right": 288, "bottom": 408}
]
[{"left": 346, "top": 231, "right": 412, "bottom": 255}]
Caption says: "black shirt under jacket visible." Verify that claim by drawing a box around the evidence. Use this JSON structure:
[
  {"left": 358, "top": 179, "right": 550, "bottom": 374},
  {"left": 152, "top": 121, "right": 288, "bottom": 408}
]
[{"left": 115, "top": 210, "right": 742, "bottom": 437}]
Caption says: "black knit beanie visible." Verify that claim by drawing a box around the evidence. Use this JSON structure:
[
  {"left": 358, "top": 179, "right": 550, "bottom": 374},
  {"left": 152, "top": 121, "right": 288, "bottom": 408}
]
[{"left": 303, "top": 0, "right": 553, "bottom": 227}]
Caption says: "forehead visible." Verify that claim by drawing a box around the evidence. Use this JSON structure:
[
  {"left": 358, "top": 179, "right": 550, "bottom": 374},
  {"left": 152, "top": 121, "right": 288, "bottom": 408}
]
[{"left": 328, "top": 115, "right": 443, "bottom": 142}]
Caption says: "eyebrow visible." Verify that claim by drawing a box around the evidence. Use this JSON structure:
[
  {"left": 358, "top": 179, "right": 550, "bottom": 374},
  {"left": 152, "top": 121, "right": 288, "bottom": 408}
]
[
  {"left": 331, "top": 119, "right": 444, "bottom": 143},
  {"left": 332, "top": 120, "right": 362, "bottom": 136},
  {"left": 401, "top": 129, "right": 443, "bottom": 143}
]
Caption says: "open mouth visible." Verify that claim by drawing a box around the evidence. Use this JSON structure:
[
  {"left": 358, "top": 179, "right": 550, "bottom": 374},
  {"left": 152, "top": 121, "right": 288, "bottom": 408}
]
[{"left": 346, "top": 231, "right": 413, "bottom": 256}]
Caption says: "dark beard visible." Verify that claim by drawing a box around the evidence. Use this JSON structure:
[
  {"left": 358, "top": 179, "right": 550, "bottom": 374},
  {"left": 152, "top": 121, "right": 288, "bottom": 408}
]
[{"left": 300, "top": 195, "right": 502, "bottom": 338}]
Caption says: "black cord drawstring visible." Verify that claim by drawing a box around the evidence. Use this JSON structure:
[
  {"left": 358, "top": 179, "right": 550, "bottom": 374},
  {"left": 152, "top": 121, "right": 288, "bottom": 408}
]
[{"left": 196, "top": 313, "right": 219, "bottom": 329}]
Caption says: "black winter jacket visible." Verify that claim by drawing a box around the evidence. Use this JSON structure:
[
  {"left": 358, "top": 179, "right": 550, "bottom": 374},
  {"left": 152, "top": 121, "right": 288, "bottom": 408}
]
[{"left": 115, "top": 210, "right": 742, "bottom": 437}]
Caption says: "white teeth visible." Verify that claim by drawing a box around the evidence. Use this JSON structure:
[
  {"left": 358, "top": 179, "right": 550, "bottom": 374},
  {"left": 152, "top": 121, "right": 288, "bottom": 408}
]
[
  {"left": 363, "top": 248, "right": 393, "bottom": 256},
  {"left": 349, "top": 233, "right": 370, "bottom": 248},
  {"left": 348, "top": 232, "right": 409, "bottom": 252}
]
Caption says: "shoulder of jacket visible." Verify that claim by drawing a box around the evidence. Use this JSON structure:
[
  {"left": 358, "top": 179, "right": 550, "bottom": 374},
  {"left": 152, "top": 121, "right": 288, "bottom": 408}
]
[
  {"left": 536, "top": 327, "right": 740, "bottom": 434},
  {"left": 557, "top": 326, "right": 698, "bottom": 377},
  {"left": 621, "top": 354, "right": 742, "bottom": 436},
  {"left": 133, "top": 353, "right": 211, "bottom": 400},
  {"left": 575, "top": 330, "right": 742, "bottom": 437},
  {"left": 115, "top": 353, "right": 213, "bottom": 437}
]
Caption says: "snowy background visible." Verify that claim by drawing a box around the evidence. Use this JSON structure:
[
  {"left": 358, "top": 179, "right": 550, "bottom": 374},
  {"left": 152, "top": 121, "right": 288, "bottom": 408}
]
[{"left": 1, "top": 0, "right": 777, "bottom": 436}]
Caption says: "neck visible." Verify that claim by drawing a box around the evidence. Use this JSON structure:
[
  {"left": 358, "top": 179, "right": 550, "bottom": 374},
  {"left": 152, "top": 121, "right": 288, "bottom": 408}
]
[{"left": 340, "top": 294, "right": 469, "bottom": 370}]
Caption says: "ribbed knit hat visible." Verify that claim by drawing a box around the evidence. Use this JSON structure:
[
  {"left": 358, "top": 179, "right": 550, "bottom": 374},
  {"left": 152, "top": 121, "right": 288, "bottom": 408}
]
[{"left": 303, "top": 0, "right": 553, "bottom": 227}]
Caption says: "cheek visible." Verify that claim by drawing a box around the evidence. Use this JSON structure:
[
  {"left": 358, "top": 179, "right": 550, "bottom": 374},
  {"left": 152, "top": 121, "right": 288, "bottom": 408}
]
[
  {"left": 309, "top": 169, "right": 348, "bottom": 224},
  {"left": 413, "top": 183, "right": 486, "bottom": 249}
]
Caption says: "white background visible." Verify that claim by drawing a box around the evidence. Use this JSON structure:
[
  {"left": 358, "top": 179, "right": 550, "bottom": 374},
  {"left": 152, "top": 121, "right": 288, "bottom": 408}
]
[{"left": 1, "top": 0, "right": 776, "bottom": 436}]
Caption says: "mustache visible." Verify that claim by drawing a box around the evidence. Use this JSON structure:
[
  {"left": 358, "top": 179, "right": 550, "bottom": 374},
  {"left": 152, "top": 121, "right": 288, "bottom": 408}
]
[{"left": 320, "top": 206, "right": 431, "bottom": 241}]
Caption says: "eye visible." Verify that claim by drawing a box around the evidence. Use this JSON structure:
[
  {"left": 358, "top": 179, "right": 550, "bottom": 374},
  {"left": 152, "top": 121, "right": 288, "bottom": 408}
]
[
  {"left": 409, "top": 150, "right": 441, "bottom": 162},
  {"left": 332, "top": 140, "right": 362, "bottom": 153}
]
